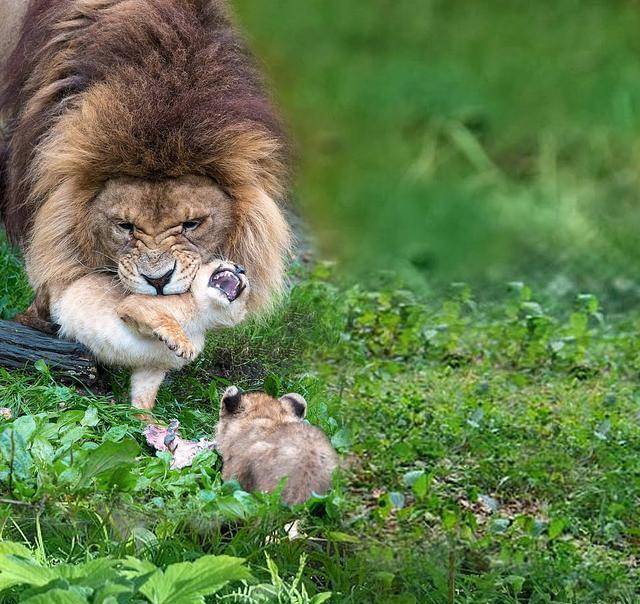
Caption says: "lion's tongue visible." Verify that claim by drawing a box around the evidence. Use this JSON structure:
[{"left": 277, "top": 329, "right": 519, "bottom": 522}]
[{"left": 209, "top": 270, "right": 242, "bottom": 301}]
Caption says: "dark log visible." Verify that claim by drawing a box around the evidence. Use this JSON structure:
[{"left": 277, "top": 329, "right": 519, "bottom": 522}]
[{"left": 0, "top": 320, "right": 97, "bottom": 384}]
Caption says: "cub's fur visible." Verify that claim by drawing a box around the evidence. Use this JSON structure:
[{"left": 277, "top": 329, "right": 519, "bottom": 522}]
[
  {"left": 1, "top": 0, "right": 290, "bottom": 318},
  {"left": 216, "top": 387, "right": 339, "bottom": 505},
  {"left": 51, "top": 261, "right": 249, "bottom": 410}
]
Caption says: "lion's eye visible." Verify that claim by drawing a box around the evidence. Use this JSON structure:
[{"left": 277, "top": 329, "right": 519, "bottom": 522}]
[
  {"left": 182, "top": 220, "right": 202, "bottom": 231},
  {"left": 118, "top": 222, "right": 135, "bottom": 233}
]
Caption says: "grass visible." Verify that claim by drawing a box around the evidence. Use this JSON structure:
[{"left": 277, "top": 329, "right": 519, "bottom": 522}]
[
  {"left": 2, "top": 0, "right": 640, "bottom": 601},
  {"left": 234, "top": 0, "right": 640, "bottom": 301},
  {"left": 0, "top": 249, "right": 639, "bottom": 602}
]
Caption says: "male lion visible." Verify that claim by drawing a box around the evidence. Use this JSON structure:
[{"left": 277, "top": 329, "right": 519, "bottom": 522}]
[
  {"left": 0, "top": 0, "right": 290, "bottom": 323},
  {"left": 51, "top": 261, "right": 250, "bottom": 410}
]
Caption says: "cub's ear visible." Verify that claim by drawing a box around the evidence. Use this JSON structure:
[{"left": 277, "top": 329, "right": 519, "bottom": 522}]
[
  {"left": 280, "top": 393, "right": 307, "bottom": 419},
  {"left": 221, "top": 386, "right": 243, "bottom": 415}
]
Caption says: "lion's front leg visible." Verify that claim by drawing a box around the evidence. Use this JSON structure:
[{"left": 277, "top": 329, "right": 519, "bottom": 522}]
[
  {"left": 116, "top": 296, "right": 197, "bottom": 361},
  {"left": 130, "top": 367, "right": 166, "bottom": 414}
]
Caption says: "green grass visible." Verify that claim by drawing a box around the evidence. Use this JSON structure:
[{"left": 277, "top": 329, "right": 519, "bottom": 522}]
[
  {"left": 3, "top": 0, "right": 640, "bottom": 601},
  {"left": 234, "top": 0, "right": 640, "bottom": 300},
  {"left": 0, "top": 247, "right": 638, "bottom": 602}
]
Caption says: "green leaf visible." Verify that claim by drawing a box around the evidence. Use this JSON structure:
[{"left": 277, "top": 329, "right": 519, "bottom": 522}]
[
  {"left": 391, "top": 441, "right": 414, "bottom": 461},
  {"left": 442, "top": 509, "right": 458, "bottom": 531},
  {"left": 207, "top": 381, "right": 220, "bottom": 404},
  {"left": 139, "top": 555, "right": 252, "bottom": 604},
  {"left": 262, "top": 374, "right": 280, "bottom": 397},
  {"left": 330, "top": 427, "right": 351, "bottom": 450},
  {"left": 31, "top": 437, "right": 55, "bottom": 464},
  {"left": 60, "top": 426, "right": 86, "bottom": 447},
  {"left": 0, "top": 554, "right": 59, "bottom": 588},
  {"left": 81, "top": 407, "right": 99, "bottom": 427},
  {"left": 0, "top": 541, "right": 33, "bottom": 557},
  {"left": 0, "top": 428, "right": 33, "bottom": 480},
  {"left": 373, "top": 571, "right": 395, "bottom": 588},
  {"left": 403, "top": 470, "right": 428, "bottom": 500},
  {"left": 548, "top": 517, "right": 566, "bottom": 540},
  {"left": 21, "top": 588, "right": 88, "bottom": 604},
  {"left": 412, "top": 472, "right": 428, "bottom": 499},
  {"left": 0, "top": 543, "right": 35, "bottom": 592},
  {"left": 77, "top": 438, "right": 140, "bottom": 488},
  {"left": 505, "top": 574, "right": 525, "bottom": 596},
  {"left": 34, "top": 359, "right": 49, "bottom": 374},
  {"left": 12, "top": 415, "right": 37, "bottom": 442},
  {"left": 120, "top": 556, "right": 158, "bottom": 580},
  {"left": 97, "top": 465, "right": 136, "bottom": 491},
  {"left": 58, "top": 558, "right": 120, "bottom": 588},
  {"left": 309, "top": 594, "right": 333, "bottom": 604},
  {"left": 102, "top": 426, "right": 127, "bottom": 443},
  {"left": 326, "top": 531, "right": 360, "bottom": 543},
  {"left": 94, "top": 580, "right": 134, "bottom": 604}
]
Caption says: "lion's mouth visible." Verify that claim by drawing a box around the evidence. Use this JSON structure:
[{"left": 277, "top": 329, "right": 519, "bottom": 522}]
[{"left": 209, "top": 266, "right": 245, "bottom": 301}]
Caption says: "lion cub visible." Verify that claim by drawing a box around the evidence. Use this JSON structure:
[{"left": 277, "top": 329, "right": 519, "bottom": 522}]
[
  {"left": 216, "top": 387, "right": 339, "bottom": 505},
  {"left": 50, "top": 261, "right": 249, "bottom": 410}
]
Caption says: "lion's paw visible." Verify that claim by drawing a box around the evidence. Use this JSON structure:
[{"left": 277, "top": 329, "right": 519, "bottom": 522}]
[{"left": 153, "top": 326, "right": 198, "bottom": 361}]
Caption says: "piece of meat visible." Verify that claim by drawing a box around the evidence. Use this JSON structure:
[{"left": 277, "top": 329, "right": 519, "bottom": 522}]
[{"left": 144, "top": 420, "right": 216, "bottom": 469}]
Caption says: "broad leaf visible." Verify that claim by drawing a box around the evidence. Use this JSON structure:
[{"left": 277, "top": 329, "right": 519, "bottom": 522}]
[
  {"left": 94, "top": 580, "right": 134, "bottom": 604},
  {"left": 0, "top": 543, "right": 35, "bottom": 592},
  {"left": 81, "top": 407, "right": 99, "bottom": 427},
  {"left": 31, "top": 437, "right": 55, "bottom": 464},
  {"left": 548, "top": 517, "right": 567, "bottom": 540},
  {"left": 21, "top": 588, "right": 88, "bottom": 604},
  {"left": 58, "top": 558, "right": 120, "bottom": 589},
  {"left": 403, "top": 470, "right": 429, "bottom": 499},
  {"left": 0, "top": 428, "right": 33, "bottom": 480},
  {"left": 0, "top": 541, "right": 32, "bottom": 557},
  {"left": 139, "top": 555, "right": 252, "bottom": 604},
  {"left": 120, "top": 556, "right": 158, "bottom": 579},
  {"left": 12, "top": 415, "right": 37, "bottom": 442},
  {"left": 330, "top": 427, "right": 351, "bottom": 450},
  {"left": 77, "top": 438, "right": 140, "bottom": 488},
  {"left": 0, "top": 554, "right": 59, "bottom": 588}
]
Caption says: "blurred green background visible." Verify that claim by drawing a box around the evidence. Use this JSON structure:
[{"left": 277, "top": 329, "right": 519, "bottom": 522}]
[{"left": 235, "top": 0, "right": 640, "bottom": 303}]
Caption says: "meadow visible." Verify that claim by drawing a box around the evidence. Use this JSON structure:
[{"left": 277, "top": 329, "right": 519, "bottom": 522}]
[{"left": 1, "top": 0, "right": 640, "bottom": 602}]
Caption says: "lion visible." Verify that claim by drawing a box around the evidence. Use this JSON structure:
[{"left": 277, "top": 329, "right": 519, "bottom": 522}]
[
  {"left": 216, "top": 386, "right": 339, "bottom": 505},
  {"left": 51, "top": 260, "right": 250, "bottom": 411},
  {"left": 0, "top": 0, "right": 290, "bottom": 326}
]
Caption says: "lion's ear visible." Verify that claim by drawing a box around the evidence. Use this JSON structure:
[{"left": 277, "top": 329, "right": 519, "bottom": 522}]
[
  {"left": 221, "top": 386, "right": 243, "bottom": 415},
  {"left": 227, "top": 186, "right": 291, "bottom": 313},
  {"left": 280, "top": 393, "right": 307, "bottom": 419}
]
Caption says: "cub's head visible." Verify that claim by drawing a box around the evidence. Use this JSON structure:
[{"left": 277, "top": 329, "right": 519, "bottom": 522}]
[
  {"left": 218, "top": 386, "right": 307, "bottom": 426},
  {"left": 90, "top": 176, "right": 233, "bottom": 295}
]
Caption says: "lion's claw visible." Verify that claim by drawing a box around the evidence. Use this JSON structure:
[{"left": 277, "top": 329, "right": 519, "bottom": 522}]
[{"left": 153, "top": 328, "right": 197, "bottom": 361}]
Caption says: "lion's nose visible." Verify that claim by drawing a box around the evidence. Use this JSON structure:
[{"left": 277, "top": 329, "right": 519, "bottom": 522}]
[{"left": 142, "top": 267, "right": 175, "bottom": 295}]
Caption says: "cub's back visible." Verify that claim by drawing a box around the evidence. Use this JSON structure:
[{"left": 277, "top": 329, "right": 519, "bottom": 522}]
[{"left": 242, "top": 421, "right": 338, "bottom": 506}]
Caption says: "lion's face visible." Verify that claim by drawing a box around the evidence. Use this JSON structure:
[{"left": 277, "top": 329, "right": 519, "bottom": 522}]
[{"left": 89, "top": 175, "right": 235, "bottom": 295}]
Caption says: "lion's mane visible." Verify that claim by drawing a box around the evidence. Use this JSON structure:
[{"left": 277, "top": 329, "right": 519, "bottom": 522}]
[{"left": 0, "top": 0, "right": 290, "bottom": 311}]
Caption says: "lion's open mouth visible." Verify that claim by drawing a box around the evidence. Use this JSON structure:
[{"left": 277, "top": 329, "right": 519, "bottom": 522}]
[{"left": 209, "top": 266, "right": 245, "bottom": 301}]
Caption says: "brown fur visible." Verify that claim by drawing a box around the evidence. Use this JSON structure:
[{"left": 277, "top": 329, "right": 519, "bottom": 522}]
[
  {"left": 0, "top": 0, "right": 290, "bottom": 313},
  {"left": 51, "top": 260, "right": 250, "bottom": 410},
  {"left": 216, "top": 388, "right": 339, "bottom": 506}
]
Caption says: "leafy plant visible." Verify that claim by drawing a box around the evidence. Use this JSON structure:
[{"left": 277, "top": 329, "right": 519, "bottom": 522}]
[
  {"left": 220, "top": 554, "right": 331, "bottom": 604},
  {"left": 0, "top": 542, "right": 251, "bottom": 603}
]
